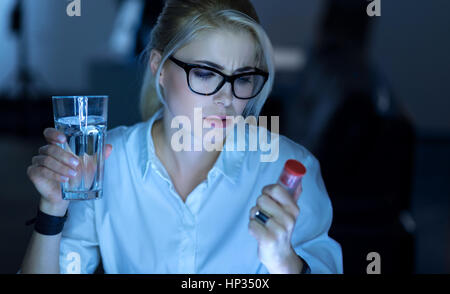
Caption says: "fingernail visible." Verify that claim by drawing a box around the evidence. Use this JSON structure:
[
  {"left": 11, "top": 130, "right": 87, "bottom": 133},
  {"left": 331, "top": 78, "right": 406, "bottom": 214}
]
[
  {"left": 68, "top": 169, "right": 77, "bottom": 177},
  {"left": 57, "top": 135, "right": 66, "bottom": 143},
  {"left": 61, "top": 176, "right": 69, "bottom": 182},
  {"left": 70, "top": 158, "right": 79, "bottom": 167}
]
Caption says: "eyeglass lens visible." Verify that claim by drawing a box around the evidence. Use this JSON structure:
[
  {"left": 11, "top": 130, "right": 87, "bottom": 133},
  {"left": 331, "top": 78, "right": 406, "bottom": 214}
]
[{"left": 189, "top": 68, "right": 265, "bottom": 98}]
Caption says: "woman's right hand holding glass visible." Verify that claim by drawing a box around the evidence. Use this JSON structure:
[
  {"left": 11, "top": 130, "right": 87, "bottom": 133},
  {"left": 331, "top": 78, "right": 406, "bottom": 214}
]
[{"left": 27, "top": 128, "right": 112, "bottom": 216}]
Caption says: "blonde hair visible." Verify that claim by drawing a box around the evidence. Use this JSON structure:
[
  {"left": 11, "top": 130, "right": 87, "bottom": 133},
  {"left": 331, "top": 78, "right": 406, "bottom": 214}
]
[{"left": 139, "top": 0, "right": 275, "bottom": 121}]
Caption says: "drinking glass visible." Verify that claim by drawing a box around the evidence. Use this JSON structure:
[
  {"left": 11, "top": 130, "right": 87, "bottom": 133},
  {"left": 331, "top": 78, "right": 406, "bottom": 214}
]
[{"left": 52, "top": 95, "right": 108, "bottom": 200}]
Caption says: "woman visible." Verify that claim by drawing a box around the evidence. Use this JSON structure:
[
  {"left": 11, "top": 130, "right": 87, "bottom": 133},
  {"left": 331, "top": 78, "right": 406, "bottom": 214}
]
[{"left": 21, "top": 0, "right": 342, "bottom": 274}]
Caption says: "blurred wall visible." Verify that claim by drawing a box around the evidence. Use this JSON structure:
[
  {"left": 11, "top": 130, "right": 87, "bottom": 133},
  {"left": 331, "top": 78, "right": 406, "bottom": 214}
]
[
  {"left": 256, "top": 0, "right": 450, "bottom": 132},
  {"left": 0, "top": 0, "right": 16, "bottom": 91},
  {"left": 0, "top": 0, "right": 117, "bottom": 93},
  {"left": 370, "top": 0, "right": 450, "bottom": 132}
]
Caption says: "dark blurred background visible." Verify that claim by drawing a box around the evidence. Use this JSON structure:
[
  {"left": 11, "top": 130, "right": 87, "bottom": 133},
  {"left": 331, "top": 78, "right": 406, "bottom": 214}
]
[{"left": 0, "top": 0, "right": 449, "bottom": 274}]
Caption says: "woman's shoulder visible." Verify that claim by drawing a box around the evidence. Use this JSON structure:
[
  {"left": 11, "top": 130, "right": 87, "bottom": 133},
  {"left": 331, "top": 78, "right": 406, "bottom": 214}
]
[
  {"left": 103, "top": 121, "right": 152, "bottom": 171},
  {"left": 246, "top": 125, "right": 318, "bottom": 169},
  {"left": 278, "top": 134, "right": 316, "bottom": 164},
  {"left": 105, "top": 125, "right": 128, "bottom": 145},
  {"left": 105, "top": 120, "right": 149, "bottom": 148}
]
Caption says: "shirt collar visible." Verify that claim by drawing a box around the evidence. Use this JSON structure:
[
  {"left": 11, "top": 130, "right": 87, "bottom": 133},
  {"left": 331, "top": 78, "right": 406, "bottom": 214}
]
[
  {"left": 138, "top": 108, "right": 246, "bottom": 184},
  {"left": 139, "top": 107, "right": 163, "bottom": 180}
]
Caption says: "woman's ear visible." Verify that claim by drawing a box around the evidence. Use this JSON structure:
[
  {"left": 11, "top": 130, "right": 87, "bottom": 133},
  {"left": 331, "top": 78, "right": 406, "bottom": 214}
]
[{"left": 149, "top": 49, "right": 165, "bottom": 87}]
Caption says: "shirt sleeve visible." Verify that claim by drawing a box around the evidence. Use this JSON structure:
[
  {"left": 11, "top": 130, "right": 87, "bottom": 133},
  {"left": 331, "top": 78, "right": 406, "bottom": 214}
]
[
  {"left": 292, "top": 154, "right": 343, "bottom": 273},
  {"left": 59, "top": 198, "right": 100, "bottom": 274},
  {"left": 256, "top": 154, "right": 343, "bottom": 274}
]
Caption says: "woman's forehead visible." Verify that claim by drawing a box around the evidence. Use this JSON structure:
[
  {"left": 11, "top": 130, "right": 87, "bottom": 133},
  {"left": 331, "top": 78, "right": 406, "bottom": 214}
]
[{"left": 177, "top": 29, "right": 258, "bottom": 70}]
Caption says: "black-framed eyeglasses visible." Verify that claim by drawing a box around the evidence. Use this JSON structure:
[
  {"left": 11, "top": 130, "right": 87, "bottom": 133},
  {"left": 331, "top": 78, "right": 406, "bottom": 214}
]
[{"left": 168, "top": 56, "right": 269, "bottom": 100}]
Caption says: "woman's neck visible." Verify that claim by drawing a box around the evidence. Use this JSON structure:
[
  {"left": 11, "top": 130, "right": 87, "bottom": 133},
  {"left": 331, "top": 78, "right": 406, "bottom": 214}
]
[{"left": 151, "top": 110, "right": 222, "bottom": 181}]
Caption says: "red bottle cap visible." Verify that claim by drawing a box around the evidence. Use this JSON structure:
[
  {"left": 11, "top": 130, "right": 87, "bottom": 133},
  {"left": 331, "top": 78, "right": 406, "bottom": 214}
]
[{"left": 284, "top": 159, "right": 306, "bottom": 177}]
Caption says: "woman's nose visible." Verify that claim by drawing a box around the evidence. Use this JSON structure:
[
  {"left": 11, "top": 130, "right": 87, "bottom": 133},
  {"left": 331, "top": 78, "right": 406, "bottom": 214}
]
[{"left": 213, "top": 82, "right": 233, "bottom": 107}]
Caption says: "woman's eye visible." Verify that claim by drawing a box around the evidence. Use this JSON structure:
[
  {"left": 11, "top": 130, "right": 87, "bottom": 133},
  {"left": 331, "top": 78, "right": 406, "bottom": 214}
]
[
  {"left": 193, "top": 70, "right": 215, "bottom": 79},
  {"left": 237, "top": 77, "right": 252, "bottom": 84}
]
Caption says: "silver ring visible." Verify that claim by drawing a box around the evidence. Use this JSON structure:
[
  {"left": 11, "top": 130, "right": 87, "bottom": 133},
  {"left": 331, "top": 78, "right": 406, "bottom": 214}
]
[{"left": 255, "top": 210, "right": 270, "bottom": 225}]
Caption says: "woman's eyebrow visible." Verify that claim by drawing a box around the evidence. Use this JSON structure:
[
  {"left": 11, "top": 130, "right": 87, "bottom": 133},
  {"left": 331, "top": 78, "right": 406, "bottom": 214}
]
[{"left": 194, "top": 60, "right": 254, "bottom": 73}]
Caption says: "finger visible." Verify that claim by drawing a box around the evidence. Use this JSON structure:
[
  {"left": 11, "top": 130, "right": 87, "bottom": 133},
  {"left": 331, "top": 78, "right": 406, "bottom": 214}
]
[
  {"left": 82, "top": 153, "right": 97, "bottom": 188},
  {"left": 248, "top": 217, "right": 285, "bottom": 244},
  {"left": 262, "top": 184, "right": 300, "bottom": 218},
  {"left": 262, "top": 214, "right": 287, "bottom": 240},
  {"left": 38, "top": 145, "right": 80, "bottom": 170},
  {"left": 256, "top": 194, "right": 296, "bottom": 231},
  {"left": 293, "top": 184, "right": 303, "bottom": 202},
  {"left": 263, "top": 184, "right": 297, "bottom": 207},
  {"left": 250, "top": 206, "right": 277, "bottom": 231},
  {"left": 105, "top": 144, "right": 113, "bottom": 160},
  {"left": 43, "top": 128, "right": 66, "bottom": 144},
  {"left": 32, "top": 155, "right": 78, "bottom": 178},
  {"left": 249, "top": 206, "right": 259, "bottom": 219},
  {"left": 28, "top": 164, "right": 69, "bottom": 183},
  {"left": 248, "top": 218, "right": 270, "bottom": 242},
  {"left": 250, "top": 206, "right": 271, "bottom": 225}
]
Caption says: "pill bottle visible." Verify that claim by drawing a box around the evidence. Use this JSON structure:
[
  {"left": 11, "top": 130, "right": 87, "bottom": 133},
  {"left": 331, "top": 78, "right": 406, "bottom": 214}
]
[{"left": 277, "top": 159, "right": 306, "bottom": 196}]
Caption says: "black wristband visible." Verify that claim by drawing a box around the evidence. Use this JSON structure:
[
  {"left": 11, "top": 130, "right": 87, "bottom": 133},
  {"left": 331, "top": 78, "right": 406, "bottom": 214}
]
[{"left": 25, "top": 208, "right": 68, "bottom": 235}]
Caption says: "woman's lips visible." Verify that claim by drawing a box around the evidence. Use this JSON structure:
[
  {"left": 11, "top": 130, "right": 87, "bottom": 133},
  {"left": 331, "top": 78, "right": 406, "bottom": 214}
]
[
  {"left": 203, "top": 116, "right": 229, "bottom": 128},
  {"left": 204, "top": 115, "right": 227, "bottom": 120}
]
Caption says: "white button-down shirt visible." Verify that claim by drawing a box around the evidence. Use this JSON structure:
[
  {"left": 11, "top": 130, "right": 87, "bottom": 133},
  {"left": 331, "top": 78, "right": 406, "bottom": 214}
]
[{"left": 59, "top": 108, "right": 343, "bottom": 274}]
